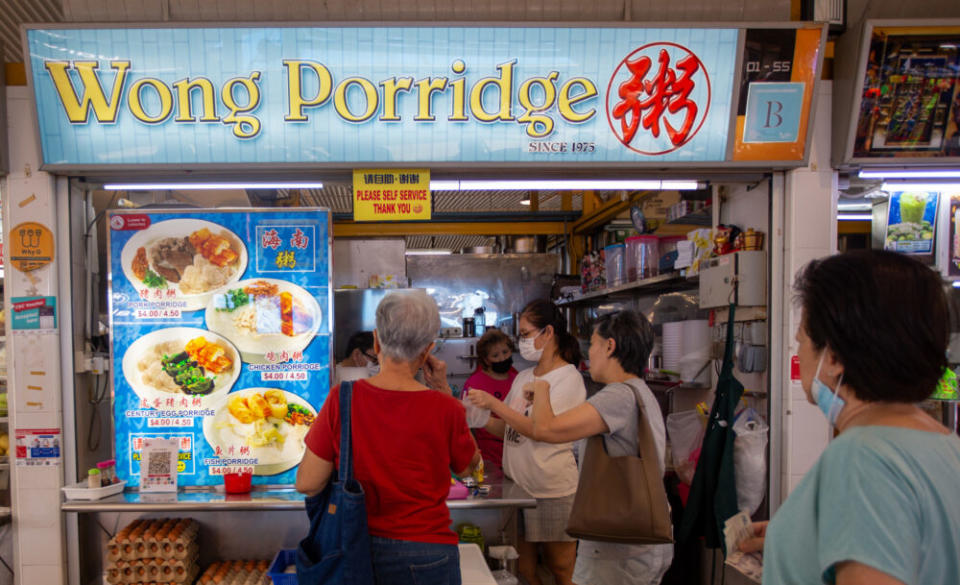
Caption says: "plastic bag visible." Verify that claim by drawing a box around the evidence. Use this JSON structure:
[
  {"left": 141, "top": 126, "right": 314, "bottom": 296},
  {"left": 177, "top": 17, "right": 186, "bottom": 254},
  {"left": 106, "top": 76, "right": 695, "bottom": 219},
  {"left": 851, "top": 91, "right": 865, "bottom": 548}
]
[
  {"left": 462, "top": 390, "right": 491, "bottom": 429},
  {"left": 666, "top": 409, "right": 706, "bottom": 485},
  {"left": 732, "top": 408, "right": 769, "bottom": 516}
]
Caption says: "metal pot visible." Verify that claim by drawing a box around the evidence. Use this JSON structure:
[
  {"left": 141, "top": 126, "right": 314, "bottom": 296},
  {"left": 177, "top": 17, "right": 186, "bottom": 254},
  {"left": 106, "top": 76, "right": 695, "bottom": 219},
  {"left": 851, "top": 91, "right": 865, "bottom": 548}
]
[
  {"left": 460, "top": 246, "right": 495, "bottom": 254},
  {"left": 506, "top": 236, "right": 544, "bottom": 253}
]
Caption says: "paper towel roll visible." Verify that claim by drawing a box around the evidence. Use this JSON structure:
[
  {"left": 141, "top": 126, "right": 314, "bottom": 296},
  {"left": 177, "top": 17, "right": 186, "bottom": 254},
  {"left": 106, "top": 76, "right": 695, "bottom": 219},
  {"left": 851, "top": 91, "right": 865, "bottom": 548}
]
[
  {"left": 679, "top": 320, "right": 710, "bottom": 383},
  {"left": 662, "top": 322, "right": 684, "bottom": 371}
]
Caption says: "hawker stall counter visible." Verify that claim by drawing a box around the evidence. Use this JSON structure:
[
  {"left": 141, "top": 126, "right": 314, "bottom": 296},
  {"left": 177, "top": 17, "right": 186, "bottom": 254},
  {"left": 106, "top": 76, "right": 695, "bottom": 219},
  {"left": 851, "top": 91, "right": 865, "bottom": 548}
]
[{"left": 61, "top": 476, "right": 535, "bottom": 512}]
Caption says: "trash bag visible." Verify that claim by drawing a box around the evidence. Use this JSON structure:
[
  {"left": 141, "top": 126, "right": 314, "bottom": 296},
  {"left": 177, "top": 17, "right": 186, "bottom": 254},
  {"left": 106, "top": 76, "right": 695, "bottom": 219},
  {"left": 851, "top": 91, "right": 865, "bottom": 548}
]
[
  {"left": 732, "top": 408, "right": 768, "bottom": 516},
  {"left": 666, "top": 410, "right": 706, "bottom": 486}
]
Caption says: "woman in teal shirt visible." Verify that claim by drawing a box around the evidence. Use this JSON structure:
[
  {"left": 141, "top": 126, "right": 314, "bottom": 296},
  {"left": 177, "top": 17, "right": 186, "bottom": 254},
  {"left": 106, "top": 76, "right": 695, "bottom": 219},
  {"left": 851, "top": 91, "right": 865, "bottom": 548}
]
[{"left": 741, "top": 250, "right": 960, "bottom": 585}]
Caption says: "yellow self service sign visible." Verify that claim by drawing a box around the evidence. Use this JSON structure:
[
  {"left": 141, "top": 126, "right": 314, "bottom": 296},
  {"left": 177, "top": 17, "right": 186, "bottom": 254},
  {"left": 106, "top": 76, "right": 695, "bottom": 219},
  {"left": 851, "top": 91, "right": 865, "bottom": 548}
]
[{"left": 353, "top": 169, "right": 431, "bottom": 221}]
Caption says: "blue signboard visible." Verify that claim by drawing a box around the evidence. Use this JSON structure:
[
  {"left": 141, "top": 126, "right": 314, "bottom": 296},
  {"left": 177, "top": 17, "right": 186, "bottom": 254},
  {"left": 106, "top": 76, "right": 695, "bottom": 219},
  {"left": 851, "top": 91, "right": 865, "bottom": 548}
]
[
  {"left": 26, "top": 26, "right": 738, "bottom": 167},
  {"left": 107, "top": 209, "right": 332, "bottom": 487}
]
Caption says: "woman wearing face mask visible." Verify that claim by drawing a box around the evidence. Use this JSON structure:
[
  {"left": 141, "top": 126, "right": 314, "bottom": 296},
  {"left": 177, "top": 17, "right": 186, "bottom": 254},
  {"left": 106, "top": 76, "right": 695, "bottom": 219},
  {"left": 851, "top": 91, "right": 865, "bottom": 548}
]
[
  {"left": 333, "top": 330, "right": 379, "bottom": 385},
  {"left": 526, "top": 310, "right": 672, "bottom": 585},
  {"left": 739, "top": 250, "right": 960, "bottom": 585},
  {"left": 462, "top": 329, "right": 519, "bottom": 469},
  {"left": 468, "top": 299, "right": 586, "bottom": 585}
]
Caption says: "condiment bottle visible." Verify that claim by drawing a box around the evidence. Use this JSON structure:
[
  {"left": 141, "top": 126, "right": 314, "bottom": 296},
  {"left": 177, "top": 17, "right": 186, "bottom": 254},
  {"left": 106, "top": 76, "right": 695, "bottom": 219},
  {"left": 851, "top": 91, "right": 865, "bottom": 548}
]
[
  {"left": 97, "top": 459, "right": 118, "bottom": 486},
  {"left": 87, "top": 468, "right": 100, "bottom": 489}
]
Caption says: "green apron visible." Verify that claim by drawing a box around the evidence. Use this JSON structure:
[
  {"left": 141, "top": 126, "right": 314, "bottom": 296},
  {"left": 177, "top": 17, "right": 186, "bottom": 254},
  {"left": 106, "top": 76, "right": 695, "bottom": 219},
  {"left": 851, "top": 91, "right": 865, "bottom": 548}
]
[{"left": 678, "top": 304, "right": 744, "bottom": 552}]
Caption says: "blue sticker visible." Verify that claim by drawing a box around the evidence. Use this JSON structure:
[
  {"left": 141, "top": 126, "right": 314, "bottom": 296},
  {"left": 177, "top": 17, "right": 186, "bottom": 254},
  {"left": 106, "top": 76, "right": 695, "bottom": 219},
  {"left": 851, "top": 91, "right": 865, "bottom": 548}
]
[{"left": 743, "top": 82, "right": 804, "bottom": 143}]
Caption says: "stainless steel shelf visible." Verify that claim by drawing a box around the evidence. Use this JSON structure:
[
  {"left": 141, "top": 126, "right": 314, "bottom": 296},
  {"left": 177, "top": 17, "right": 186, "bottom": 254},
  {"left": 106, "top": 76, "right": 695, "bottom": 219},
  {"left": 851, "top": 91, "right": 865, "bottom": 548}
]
[
  {"left": 555, "top": 272, "right": 698, "bottom": 306},
  {"left": 667, "top": 207, "right": 712, "bottom": 226},
  {"left": 62, "top": 479, "right": 536, "bottom": 513}
]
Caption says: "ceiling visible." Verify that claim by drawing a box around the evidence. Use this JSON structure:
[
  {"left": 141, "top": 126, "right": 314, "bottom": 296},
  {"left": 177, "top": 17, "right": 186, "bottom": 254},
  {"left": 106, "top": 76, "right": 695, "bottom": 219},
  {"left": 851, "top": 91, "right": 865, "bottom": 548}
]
[{"left": 1, "top": 0, "right": 791, "bottom": 64}]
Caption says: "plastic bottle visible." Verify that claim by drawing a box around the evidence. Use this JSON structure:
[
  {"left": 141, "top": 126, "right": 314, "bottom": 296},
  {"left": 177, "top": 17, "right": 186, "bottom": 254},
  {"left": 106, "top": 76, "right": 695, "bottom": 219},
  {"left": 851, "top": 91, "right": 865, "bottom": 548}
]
[{"left": 87, "top": 468, "right": 101, "bottom": 489}]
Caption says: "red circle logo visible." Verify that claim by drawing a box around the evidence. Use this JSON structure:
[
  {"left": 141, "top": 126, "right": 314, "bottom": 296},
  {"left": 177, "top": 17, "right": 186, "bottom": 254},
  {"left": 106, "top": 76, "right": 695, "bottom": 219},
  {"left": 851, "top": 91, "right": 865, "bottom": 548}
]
[{"left": 605, "top": 42, "right": 712, "bottom": 155}]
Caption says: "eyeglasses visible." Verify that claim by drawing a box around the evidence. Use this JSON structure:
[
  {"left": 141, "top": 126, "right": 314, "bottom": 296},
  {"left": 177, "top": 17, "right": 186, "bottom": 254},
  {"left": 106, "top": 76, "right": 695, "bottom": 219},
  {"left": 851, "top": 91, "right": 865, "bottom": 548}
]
[
  {"left": 517, "top": 328, "right": 543, "bottom": 341},
  {"left": 363, "top": 351, "right": 379, "bottom": 365}
]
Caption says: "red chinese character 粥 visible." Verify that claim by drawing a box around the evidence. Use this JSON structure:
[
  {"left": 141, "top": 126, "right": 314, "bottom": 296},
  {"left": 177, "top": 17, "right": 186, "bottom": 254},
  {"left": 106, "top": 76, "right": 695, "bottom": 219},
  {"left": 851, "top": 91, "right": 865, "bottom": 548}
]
[
  {"left": 292, "top": 350, "right": 304, "bottom": 362},
  {"left": 240, "top": 446, "right": 250, "bottom": 456},
  {"left": 612, "top": 48, "right": 700, "bottom": 148},
  {"left": 290, "top": 228, "right": 309, "bottom": 250},
  {"left": 180, "top": 437, "right": 192, "bottom": 450},
  {"left": 261, "top": 229, "right": 282, "bottom": 250}
]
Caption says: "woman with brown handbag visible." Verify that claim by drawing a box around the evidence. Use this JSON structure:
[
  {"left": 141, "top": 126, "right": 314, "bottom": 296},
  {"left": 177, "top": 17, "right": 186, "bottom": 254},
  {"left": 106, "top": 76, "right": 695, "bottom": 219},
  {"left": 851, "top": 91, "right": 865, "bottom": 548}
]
[{"left": 528, "top": 310, "right": 673, "bottom": 585}]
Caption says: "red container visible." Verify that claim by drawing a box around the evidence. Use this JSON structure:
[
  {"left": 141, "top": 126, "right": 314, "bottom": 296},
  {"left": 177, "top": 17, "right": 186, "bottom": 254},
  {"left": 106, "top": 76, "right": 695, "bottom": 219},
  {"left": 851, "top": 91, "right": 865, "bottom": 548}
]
[{"left": 223, "top": 472, "right": 252, "bottom": 494}]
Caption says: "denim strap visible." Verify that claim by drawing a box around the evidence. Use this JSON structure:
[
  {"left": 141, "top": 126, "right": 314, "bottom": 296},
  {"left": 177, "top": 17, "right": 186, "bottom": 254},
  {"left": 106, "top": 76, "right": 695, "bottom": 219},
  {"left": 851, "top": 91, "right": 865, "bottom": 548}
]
[{"left": 338, "top": 381, "right": 354, "bottom": 482}]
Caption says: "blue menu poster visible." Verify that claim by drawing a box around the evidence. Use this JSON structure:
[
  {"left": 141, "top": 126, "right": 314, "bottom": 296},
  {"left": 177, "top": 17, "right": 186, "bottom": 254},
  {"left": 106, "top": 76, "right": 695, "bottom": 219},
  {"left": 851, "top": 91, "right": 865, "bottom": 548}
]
[{"left": 107, "top": 209, "right": 332, "bottom": 487}]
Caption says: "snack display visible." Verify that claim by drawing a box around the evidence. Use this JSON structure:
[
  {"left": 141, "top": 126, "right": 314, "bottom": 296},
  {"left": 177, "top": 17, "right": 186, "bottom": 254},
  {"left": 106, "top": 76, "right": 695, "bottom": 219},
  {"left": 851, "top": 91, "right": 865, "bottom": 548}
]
[
  {"left": 105, "top": 518, "right": 199, "bottom": 585},
  {"left": 196, "top": 560, "right": 272, "bottom": 585}
]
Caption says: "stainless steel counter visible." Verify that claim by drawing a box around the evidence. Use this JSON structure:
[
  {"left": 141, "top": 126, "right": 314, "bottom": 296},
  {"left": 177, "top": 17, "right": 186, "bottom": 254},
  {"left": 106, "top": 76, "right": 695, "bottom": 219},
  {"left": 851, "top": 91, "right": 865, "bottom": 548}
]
[{"left": 62, "top": 477, "right": 535, "bottom": 512}]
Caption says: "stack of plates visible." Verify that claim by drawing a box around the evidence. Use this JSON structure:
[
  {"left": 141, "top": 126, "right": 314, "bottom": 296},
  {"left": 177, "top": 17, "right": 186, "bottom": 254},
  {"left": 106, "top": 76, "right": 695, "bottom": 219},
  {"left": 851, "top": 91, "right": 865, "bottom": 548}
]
[
  {"left": 662, "top": 322, "right": 684, "bottom": 372},
  {"left": 680, "top": 320, "right": 711, "bottom": 384}
]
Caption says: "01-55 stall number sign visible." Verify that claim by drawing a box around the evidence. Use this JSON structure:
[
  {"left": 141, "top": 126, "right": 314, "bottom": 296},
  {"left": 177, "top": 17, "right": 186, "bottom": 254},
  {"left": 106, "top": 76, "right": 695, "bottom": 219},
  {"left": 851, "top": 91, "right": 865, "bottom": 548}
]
[{"left": 107, "top": 209, "right": 332, "bottom": 487}]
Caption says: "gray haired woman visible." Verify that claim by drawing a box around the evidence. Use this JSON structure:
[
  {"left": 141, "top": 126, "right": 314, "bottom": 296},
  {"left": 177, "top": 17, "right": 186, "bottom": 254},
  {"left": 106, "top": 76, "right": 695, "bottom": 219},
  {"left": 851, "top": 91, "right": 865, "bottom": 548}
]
[{"left": 297, "top": 290, "right": 481, "bottom": 585}]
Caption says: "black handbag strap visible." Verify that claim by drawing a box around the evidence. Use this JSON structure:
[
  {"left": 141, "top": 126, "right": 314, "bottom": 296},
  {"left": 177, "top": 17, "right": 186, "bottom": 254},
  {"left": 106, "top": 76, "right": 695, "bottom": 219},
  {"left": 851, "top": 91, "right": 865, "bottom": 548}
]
[{"left": 338, "top": 381, "right": 354, "bottom": 482}]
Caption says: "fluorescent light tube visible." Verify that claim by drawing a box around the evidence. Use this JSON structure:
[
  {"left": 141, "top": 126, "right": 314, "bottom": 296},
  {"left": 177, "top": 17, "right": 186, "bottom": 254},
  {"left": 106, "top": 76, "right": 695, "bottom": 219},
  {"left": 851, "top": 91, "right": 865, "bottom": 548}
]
[
  {"left": 881, "top": 182, "right": 960, "bottom": 192},
  {"left": 837, "top": 214, "right": 873, "bottom": 221},
  {"left": 405, "top": 249, "right": 453, "bottom": 255},
  {"left": 103, "top": 182, "right": 325, "bottom": 190},
  {"left": 837, "top": 203, "right": 872, "bottom": 211},
  {"left": 860, "top": 169, "right": 960, "bottom": 179},
  {"left": 428, "top": 179, "right": 700, "bottom": 191}
]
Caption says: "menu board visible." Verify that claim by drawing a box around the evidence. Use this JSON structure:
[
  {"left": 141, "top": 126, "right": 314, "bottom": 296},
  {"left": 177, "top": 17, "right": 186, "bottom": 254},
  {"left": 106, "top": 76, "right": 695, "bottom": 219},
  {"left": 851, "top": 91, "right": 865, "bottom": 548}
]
[
  {"left": 884, "top": 191, "right": 939, "bottom": 255},
  {"left": 852, "top": 25, "right": 960, "bottom": 159},
  {"left": 107, "top": 209, "right": 332, "bottom": 487}
]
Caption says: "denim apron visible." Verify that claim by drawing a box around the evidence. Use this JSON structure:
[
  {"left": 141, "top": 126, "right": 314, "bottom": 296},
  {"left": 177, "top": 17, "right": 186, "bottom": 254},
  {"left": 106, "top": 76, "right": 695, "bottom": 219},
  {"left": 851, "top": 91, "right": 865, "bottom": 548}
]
[{"left": 296, "top": 381, "right": 375, "bottom": 584}]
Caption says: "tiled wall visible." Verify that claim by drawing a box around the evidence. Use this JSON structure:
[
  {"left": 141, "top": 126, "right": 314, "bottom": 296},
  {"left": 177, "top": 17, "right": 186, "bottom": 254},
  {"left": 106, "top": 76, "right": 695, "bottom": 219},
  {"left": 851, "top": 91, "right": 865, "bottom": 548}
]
[{"left": 780, "top": 81, "right": 837, "bottom": 500}]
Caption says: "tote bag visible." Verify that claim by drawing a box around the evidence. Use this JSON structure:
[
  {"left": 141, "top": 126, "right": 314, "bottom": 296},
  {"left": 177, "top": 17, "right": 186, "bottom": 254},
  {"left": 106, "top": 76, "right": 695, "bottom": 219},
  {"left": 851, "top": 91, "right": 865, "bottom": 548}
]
[
  {"left": 565, "top": 379, "right": 673, "bottom": 544},
  {"left": 296, "top": 381, "right": 375, "bottom": 584}
]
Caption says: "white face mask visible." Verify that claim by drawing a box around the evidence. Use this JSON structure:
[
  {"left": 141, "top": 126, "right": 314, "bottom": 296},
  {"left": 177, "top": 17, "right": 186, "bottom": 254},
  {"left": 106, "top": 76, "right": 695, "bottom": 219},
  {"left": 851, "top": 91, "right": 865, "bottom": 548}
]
[
  {"left": 366, "top": 361, "right": 380, "bottom": 375},
  {"left": 518, "top": 329, "right": 544, "bottom": 362}
]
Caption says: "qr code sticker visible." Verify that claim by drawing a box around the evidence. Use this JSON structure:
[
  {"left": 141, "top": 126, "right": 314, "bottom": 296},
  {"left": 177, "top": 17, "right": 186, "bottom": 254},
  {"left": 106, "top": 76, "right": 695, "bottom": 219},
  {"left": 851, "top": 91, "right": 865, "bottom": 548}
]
[{"left": 147, "top": 451, "right": 172, "bottom": 476}]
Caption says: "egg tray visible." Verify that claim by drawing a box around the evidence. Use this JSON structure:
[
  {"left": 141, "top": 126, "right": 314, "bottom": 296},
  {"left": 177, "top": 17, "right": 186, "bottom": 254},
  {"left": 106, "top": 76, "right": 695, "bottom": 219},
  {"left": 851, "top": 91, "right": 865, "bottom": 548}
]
[
  {"left": 105, "top": 558, "right": 198, "bottom": 585},
  {"left": 196, "top": 559, "right": 272, "bottom": 585},
  {"left": 107, "top": 518, "right": 199, "bottom": 562}
]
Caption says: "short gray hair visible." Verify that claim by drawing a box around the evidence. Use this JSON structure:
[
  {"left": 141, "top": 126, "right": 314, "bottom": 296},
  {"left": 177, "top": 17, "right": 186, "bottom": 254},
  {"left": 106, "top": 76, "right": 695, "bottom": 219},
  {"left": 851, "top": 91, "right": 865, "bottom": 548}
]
[{"left": 375, "top": 290, "right": 440, "bottom": 362}]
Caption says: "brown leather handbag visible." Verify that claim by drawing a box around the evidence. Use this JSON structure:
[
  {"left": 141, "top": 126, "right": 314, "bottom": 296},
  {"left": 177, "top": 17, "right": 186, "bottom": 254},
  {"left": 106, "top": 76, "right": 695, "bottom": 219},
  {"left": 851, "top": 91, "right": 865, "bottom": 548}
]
[{"left": 565, "top": 380, "right": 674, "bottom": 544}]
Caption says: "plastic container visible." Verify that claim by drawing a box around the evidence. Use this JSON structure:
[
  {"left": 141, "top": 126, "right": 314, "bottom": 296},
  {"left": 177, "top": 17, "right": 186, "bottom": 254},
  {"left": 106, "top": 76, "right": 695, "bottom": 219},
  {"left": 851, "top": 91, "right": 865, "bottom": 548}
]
[
  {"left": 625, "top": 236, "right": 659, "bottom": 281},
  {"left": 267, "top": 549, "right": 298, "bottom": 585},
  {"left": 97, "top": 459, "right": 118, "bottom": 486},
  {"left": 62, "top": 479, "right": 126, "bottom": 501},
  {"left": 604, "top": 244, "right": 627, "bottom": 287},
  {"left": 223, "top": 471, "right": 252, "bottom": 494},
  {"left": 658, "top": 235, "right": 686, "bottom": 273}
]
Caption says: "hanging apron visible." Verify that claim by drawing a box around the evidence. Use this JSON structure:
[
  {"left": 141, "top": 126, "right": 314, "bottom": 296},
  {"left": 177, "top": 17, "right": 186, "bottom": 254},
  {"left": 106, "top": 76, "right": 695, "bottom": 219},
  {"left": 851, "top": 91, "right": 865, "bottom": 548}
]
[{"left": 678, "top": 305, "right": 744, "bottom": 553}]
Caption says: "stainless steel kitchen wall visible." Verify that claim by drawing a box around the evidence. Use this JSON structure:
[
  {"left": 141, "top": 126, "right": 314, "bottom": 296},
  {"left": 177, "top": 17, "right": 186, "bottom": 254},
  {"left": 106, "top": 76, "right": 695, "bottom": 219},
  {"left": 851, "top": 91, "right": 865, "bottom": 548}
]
[{"left": 406, "top": 253, "right": 560, "bottom": 334}]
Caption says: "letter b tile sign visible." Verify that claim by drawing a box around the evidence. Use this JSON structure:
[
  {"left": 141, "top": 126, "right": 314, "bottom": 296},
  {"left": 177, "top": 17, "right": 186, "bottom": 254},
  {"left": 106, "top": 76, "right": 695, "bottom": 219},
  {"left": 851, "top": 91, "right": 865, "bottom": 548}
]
[{"left": 743, "top": 82, "right": 804, "bottom": 143}]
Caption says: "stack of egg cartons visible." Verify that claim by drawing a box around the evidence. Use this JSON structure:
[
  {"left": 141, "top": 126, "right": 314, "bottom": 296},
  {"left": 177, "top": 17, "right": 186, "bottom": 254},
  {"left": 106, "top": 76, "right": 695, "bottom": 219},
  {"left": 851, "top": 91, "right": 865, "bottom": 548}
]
[
  {"left": 196, "top": 560, "right": 271, "bottom": 585},
  {"left": 105, "top": 518, "right": 199, "bottom": 585}
]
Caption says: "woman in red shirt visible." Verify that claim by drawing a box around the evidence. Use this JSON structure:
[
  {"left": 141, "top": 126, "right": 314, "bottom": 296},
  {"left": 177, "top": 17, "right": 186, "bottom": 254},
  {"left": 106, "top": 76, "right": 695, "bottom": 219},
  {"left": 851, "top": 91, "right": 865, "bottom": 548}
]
[
  {"left": 297, "top": 290, "right": 481, "bottom": 585},
  {"left": 463, "top": 329, "right": 518, "bottom": 469}
]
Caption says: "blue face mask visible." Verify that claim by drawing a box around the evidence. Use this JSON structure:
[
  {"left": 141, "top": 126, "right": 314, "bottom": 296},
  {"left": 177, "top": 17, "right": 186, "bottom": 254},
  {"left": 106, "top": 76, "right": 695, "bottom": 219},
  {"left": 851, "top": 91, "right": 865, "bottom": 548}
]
[{"left": 811, "top": 351, "right": 845, "bottom": 426}]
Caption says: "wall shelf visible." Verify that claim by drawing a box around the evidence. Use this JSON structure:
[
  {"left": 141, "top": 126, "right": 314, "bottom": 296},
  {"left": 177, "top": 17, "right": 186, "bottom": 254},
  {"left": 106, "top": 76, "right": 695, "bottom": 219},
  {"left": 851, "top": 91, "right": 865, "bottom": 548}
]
[
  {"left": 556, "top": 272, "right": 699, "bottom": 306},
  {"left": 667, "top": 207, "right": 712, "bottom": 226}
]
